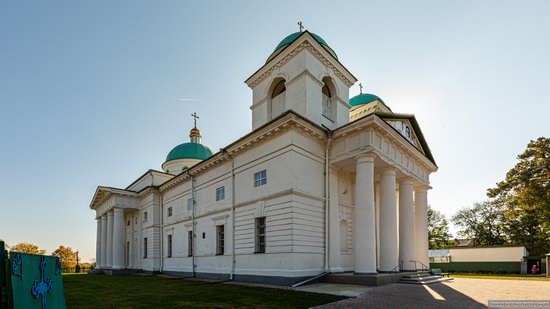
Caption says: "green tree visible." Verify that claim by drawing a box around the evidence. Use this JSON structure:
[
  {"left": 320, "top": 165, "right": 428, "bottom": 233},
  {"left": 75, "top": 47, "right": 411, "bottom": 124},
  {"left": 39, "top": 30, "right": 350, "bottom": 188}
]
[
  {"left": 487, "top": 137, "right": 550, "bottom": 255},
  {"left": 10, "top": 243, "right": 46, "bottom": 255},
  {"left": 451, "top": 201, "right": 507, "bottom": 246},
  {"left": 427, "top": 205, "right": 452, "bottom": 249},
  {"left": 52, "top": 246, "right": 77, "bottom": 270}
]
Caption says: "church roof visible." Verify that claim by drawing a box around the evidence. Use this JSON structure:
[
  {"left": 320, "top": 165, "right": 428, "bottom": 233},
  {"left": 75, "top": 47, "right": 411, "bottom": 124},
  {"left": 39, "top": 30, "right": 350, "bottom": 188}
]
[
  {"left": 165, "top": 142, "right": 213, "bottom": 162},
  {"left": 349, "top": 93, "right": 385, "bottom": 107},
  {"left": 266, "top": 31, "right": 338, "bottom": 63}
]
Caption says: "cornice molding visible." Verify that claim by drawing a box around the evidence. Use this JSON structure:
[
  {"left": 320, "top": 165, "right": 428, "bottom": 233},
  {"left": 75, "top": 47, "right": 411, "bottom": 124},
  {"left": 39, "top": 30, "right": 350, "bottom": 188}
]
[
  {"left": 333, "top": 115, "right": 437, "bottom": 173},
  {"left": 159, "top": 113, "right": 327, "bottom": 193}
]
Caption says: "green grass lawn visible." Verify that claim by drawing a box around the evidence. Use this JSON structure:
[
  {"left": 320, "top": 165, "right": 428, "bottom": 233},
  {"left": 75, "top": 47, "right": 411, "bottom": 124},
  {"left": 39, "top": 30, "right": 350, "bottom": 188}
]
[
  {"left": 450, "top": 273, "right": 550, "bottom": 281},
  {"left": 63, "top": 274, "right": 345, "bottom": 308}
]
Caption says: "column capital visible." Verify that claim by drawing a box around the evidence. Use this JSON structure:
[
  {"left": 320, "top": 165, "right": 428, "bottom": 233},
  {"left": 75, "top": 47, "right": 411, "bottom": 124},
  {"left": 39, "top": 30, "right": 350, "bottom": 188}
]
[
  {"left": 414, "top": 184, "right": 432, "bottom": 192},
  {"left": 107, "top": 211, "right": 114, "bottom": 217},
  {"left": 399, "top": 179, "right": 414, "bottom": 186},
  {"left": 113, "top": 207, "right": 124, "bottom": 214},
  {"left": 355, "top": 153, "right": 376, "bottom": 163},
  {"left": 381, "top": 167, "right": 396, "bottom": 176}
]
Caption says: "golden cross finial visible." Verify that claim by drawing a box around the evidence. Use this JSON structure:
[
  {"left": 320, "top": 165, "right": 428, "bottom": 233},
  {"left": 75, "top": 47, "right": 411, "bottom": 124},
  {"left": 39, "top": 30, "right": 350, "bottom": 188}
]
[
  {"left": 298, "top": 21, "right": 304, "bottom": 32},
  {"left": 359, "top": 83, "right": 363, "bottom": 94},
  {"left": 191, "top": 112, "right": 199, "bottom": 128}
]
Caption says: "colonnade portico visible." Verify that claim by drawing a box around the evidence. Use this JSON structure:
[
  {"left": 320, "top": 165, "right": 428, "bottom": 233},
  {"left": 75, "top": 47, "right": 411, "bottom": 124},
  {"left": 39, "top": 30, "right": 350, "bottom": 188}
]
[
  {"left": 351, "top": 152, "right": 430, "bottom": 274},
  {"left": 96, "top": 207, "right": 127, "bottom": 270}
]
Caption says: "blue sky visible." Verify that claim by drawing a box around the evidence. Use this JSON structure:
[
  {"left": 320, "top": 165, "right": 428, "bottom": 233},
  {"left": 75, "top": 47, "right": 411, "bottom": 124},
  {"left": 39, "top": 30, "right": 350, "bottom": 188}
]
[{"left": 1, "top": 1, "right": 549, "bottom": 261}]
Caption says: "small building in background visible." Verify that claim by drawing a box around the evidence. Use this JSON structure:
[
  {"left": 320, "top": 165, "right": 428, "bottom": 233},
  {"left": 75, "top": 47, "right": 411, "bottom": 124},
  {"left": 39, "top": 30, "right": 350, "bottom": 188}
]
[{"left": 429, "top": 246, "right": 534, "bottom": 274}]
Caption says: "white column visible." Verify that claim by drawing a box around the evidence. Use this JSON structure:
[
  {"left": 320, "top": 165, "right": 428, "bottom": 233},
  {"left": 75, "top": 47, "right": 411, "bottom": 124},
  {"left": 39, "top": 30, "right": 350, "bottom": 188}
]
[
  {"left": 96, "top": 218, "right": 102, "bottom": 269},
  {"left": 112, "top": 207, "right": 125, "bottom": 269},
  {"left": 354, "top": 154, "right": 377, "bottom": 274},
  {"left": 375, "top": 182, "right": 381, "bottom": 269},
  {"left": 328, "top": 166, "right": 342, "bottom": 272},
  {"left": 399, "top": 180, "right": 415, "bottom": 271},
  {"left": 106, "top": 211, "right": 114, "bottom": 268},
  {"left": 129, "top": 216, "right": 133, "bottom": 269},
  {"left": 379, "top": 168, "right": 398, "bottom": 272},
  {"left": 414, "top": 187, "right": 430, "bottom": 268},
  {"left": 101, "top": 214, "right": 107, "bottom": 269}
]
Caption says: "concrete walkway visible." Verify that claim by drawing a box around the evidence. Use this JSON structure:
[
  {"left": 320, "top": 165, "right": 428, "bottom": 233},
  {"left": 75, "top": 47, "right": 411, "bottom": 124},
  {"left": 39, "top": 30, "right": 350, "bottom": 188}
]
[{"left": 314, "top": 278, "right": 550, "bottom": 308}]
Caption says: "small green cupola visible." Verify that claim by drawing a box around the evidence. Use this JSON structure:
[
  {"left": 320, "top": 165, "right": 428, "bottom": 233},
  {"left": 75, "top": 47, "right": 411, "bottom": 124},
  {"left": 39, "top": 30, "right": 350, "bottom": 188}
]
[
  {"left": 349, "top": 83, "right": 388, "bottom": 108},
  {"left": 162, "top": 113, "right": 213, "bottom": 174}
]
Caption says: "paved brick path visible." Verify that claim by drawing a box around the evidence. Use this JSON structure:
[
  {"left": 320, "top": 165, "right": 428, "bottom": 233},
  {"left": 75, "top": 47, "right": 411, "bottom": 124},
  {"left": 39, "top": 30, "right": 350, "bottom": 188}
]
[{"left": 315, "top": 278, "right": 550, "bottom": 308}]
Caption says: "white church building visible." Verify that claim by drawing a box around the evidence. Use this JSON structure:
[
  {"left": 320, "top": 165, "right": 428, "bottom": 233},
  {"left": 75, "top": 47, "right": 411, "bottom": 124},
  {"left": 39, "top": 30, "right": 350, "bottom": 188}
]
[{"left": 89, "top": 28, "right": 437, "bottom": 285}]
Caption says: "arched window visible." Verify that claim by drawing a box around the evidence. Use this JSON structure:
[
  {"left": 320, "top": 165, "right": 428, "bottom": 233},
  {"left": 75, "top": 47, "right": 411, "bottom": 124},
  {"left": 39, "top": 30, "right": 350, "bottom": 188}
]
[
  {"left": 340, "top": 220, "right": 349, "bottom": 252},
  {"left": 271, "top": 80, "right": 286, "bottom": 98},
  {"left": 322, "top": 78, "right": 335, "bottom": 121},
  {"left": 270, "top": 79, "right": 286, "bottom": 120}
]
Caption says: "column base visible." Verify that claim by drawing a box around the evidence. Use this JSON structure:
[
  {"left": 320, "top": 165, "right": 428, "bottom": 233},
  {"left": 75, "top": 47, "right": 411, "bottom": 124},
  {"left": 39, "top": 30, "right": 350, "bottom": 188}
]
[
  {"left": 112, "top": 266, "right": 126, "bottom": 270},
  {"left": 354, "top": 272, "right": 378, "bottom": 275},
  {"left": 329, "top": 267, "right": 345, "bottom": 273}
]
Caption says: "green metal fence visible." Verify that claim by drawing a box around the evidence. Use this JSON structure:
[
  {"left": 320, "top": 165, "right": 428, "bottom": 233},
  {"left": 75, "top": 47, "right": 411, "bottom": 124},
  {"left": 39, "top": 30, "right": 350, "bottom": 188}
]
[
  {"left": 430, "top": 262, "right": 522, "bottom": 273},
  {"left": 1, "top": 241, "right": 8, "bottom": 308}
]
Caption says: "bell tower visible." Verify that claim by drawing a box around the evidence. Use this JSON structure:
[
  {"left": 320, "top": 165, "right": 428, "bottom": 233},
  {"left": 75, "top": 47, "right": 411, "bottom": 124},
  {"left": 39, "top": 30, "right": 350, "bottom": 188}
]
[{"left": 245, "top": 26, "right": 358, "bottom": 130}]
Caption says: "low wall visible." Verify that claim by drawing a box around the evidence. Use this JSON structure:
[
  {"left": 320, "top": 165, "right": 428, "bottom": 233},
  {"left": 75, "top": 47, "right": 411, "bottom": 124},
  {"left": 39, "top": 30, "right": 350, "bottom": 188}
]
[{"left": 430, "top": 262, "right": 522, "bottom": 273}]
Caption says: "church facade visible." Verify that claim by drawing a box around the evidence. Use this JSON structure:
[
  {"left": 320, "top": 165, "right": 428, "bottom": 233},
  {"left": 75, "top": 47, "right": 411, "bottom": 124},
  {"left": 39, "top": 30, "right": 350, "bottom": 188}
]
[{"left": 89, "top": 29, "right": 437, "bottom": 285}]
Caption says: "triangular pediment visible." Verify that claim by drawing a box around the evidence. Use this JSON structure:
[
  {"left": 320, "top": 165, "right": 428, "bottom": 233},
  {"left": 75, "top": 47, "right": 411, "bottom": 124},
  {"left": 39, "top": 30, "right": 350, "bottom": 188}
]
[{"left": 375, "top": 112, "right": 436, "bottom": 165}]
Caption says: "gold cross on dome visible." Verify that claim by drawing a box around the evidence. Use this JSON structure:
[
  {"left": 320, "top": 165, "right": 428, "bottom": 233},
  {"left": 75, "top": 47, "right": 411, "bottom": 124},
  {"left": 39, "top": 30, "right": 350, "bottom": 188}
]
[
  {"left": 298, "top": 21, "right": 304, "bottom": 32},
  {"left": 191, "top": 112, "right": 199, "bottom": 128}
]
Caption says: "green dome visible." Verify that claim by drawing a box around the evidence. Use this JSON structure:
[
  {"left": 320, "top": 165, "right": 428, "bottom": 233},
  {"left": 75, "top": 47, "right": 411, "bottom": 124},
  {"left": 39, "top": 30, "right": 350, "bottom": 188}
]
[
  {"left": 267, "top": 31, "right": 338, "bottom": 62},
  {"left": 166, "top": 142, "right": 213, "bottom": 162},
  {"left": 349, "top": 93, "right": 385, "bottom": 107}
]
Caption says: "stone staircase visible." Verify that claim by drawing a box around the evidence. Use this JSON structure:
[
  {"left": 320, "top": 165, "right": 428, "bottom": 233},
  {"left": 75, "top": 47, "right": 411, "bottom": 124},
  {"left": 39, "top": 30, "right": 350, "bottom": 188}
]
[{"left": 398, "top": 271, "right": 453, "bottom": 285}]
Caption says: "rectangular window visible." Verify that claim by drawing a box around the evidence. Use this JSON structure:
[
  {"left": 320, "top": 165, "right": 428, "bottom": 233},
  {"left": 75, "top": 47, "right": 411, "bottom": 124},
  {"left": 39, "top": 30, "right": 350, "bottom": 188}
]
[
  {"left": 216, "top": 186, "right": 225, "bottom": 201},
  {"left": 255, "top": 217, "right": 266, "bottom": 253},
  {"left": 187, "top": 198, "right": 193, "bottom": 211},
  {"left": 143, "top": 238, "right": 148, "bottom": 258},
  {"left": 167, "top": 235, "right": 172, "bottom": 258},
  {"left": 143, "top": 212, "right": 148, "bottom": 222},
  {"left": 168, "top": 207, "right": 173, "bottom": 217},
  {"left": 216, "top": 225, "right": 225, "bottom": 255},
  {"left": 187, "top": 231, "right": 193, "bottom": 257},
  {"left": 254, "top": 170, "right": 267, "bottom": 187}
]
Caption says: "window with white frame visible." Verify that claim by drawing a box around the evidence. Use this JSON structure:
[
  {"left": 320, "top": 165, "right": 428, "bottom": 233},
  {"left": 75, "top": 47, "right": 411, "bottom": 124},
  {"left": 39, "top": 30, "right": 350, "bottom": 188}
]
[
  {"left": 322, "top": 84, "right": 333, "bottom": 121},
  {"left": 216, "top": 186, "right": 225, "bottom": 201},
  {"left": 143, "top": 238, "right": 148, "bottom": 258},
  {"left": 187, "top": 198, "right": 193, "bottom": 211},
  {"left": 187, "top": 231, "right": 193, "bottom": 257},
  {"left": 255, "top": 217, "right": 266, "bottom": 253},
  {"left": 216, "top": 225, "right": 225, "bottom": 255},
  {"left": 168, "top": 207, "right": 173, "bottom": 217},
  {"left": 167, "top": 234, "right": 172, "bottom": 258},
  {"left": 254, "top": 170, "right": 267, "bottom": 187}
]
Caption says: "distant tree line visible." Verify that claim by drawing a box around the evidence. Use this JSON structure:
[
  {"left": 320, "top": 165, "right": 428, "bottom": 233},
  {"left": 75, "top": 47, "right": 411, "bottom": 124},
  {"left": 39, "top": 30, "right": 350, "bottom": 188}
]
[
  {"left": 2, "top": 242, "right": 94, "bottom": 272},
  {"left": 429, "top": 137, "right": 550, "bottom": 256}
]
